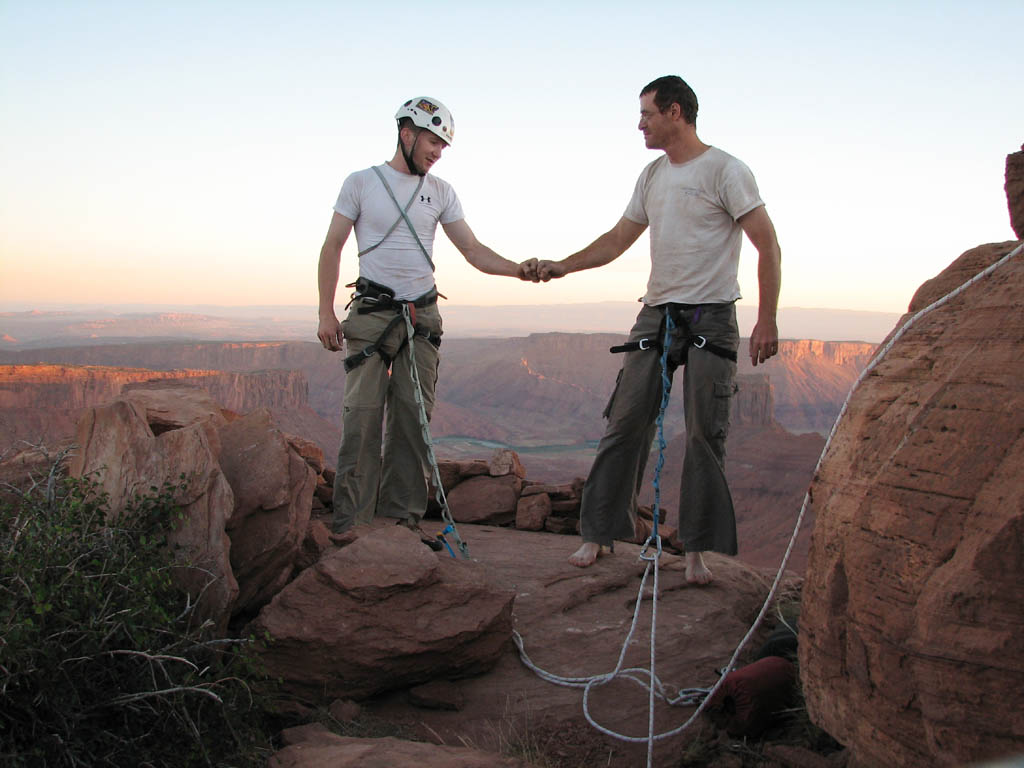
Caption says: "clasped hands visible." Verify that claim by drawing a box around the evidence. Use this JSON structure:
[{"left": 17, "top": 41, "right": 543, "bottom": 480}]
[{"left": 516, "top": 258, "right": 567, "bottom": 283}]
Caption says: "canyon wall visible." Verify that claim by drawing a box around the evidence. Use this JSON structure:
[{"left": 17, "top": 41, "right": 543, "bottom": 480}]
[
  {"left": 0, "top": 364, "right": 338, "bottom": 456},
  {"left": 0, "top": 335, "right": 874, "bottom": 439}
]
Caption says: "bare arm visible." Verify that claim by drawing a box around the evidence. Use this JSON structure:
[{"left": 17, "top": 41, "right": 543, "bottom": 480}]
[
  {"left": 317, "top": 212, "right": 354, "bottom": 351},
  {"left": 442, "top": 218, "right": 539, "bottom": 281},
  {"left": 537, "top": 216, "right": 647, "bottom": 280},
  {"left": 738, "top": 205, "right": 782, "bottom": 367}
]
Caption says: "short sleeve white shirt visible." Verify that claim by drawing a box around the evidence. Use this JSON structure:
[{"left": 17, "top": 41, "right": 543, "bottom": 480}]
[
  {"left": 334, "top": 164, "right": 465, "bottom": 300},
  {"left": 623, "top": 147, "right": 763, "bottom": 306}
]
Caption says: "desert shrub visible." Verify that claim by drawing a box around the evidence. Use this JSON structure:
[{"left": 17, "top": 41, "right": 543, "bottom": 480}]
[{"left": 0, "top": 466, "right": 273, "bottom": 767}]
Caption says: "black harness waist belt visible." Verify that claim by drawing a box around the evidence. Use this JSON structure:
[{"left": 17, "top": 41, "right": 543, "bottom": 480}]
[
  {"left": 608, "top": 303, "right": 737, "bottom": 368},
  {"left": 342, "top": 282, "right": 442, "bottom": 373},
  {"left": 356, "top": 290, "right": 438, "bottom": 314}
]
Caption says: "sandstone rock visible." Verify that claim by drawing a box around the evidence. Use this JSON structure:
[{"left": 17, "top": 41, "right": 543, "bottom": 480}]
[
  {"left": 285, "top": 432, "right": 325, "bottom": 476},
  {"left": 456, "top": 458, "right": 490, "bottom": 478},
  {"left": 515, "top": 492, "right": 551, "bottom": 531},
  {"left": 550, "top": 498, "right": 581, "bottom": 516},
  {"left": 269, "top": 732, "right": 535, "bottom": 768},
  {"left": 761, "top": 744, "right": 836, "bottom": 768},
  {"left": 800, "top": 244, "right": 1024, "bottom": 767},
  {"left": 489, "top": 447, "right": 526, "bottom": 478},
  {"left": 907, "top": 241, "right": 1020, "bottom": 316},
  {"left": 69, "top": 389, "right": 237, "bottom": 632},
  {"left": 435, "top": 459, "right": 463, "bottom": 492},
  {"left": 1006, "top": 144, "right": 1024, "bottom": 238},
  {"left": 247, "top": 525, "right": 514, "bottom": 703},
  {"left": 521, "top": 482, "right": 578, "bottom": 500},
  {"left": 544, "top": 515, "right": 578, "bottom": 535},
  {"left": 297, "top": 518, "right": 332, "bottom": 571},
  {"left": 407, "top": 680, "right": 465, "bottom": 711},
  {"left": 447, "top": 474, "right": 522, "bottom": 525},
  {"left": 218, "top": 409, "right": 315, "bottom": 615},
  {"left": 328, "top": 699, "right": 361, "bottom": 723},
  {"left": 120, "top": 382, "right": 230, "bottom": 434},
  {"left": 313, "top": 480, "right": 332, "bottom": 506}
]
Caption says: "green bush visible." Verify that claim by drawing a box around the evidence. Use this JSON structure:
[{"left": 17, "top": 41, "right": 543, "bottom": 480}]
[{"left": 0, "top": 464, "right": 274, "bottom": 767}]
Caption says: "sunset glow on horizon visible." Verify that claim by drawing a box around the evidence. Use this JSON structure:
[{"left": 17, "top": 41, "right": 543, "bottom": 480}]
[{"left": 2, "top": 1, "right": 1021, "bottom": 315}]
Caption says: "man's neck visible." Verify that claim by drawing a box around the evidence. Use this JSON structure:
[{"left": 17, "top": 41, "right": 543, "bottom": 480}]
[
  {"left": 387, "top": 150, "right": 414, "bottom": 175},
  {"left": 662, "top": 131, "right": 710, "bottom": 165}
]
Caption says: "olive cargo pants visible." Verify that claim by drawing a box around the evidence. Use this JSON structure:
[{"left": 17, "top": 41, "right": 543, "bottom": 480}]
[
  {"left": 579, "top": 302, "right": 740, "bottom": 555},
  {"left": 331, "top": 299, "right": 442, "bottom": 533}
]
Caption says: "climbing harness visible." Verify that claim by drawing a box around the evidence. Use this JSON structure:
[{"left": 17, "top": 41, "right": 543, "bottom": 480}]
[
  {"left": 341, "top": 279, "right": 441, "bottom": 373},
  {"left": 609, "top": 303, "right": 737, "bottom": 368},
  {"left": 337, "top": 286, "right": 467, "bottom": 558},
  {"left": 514, "top": 241, "right": 1023, "bottom": 768}
]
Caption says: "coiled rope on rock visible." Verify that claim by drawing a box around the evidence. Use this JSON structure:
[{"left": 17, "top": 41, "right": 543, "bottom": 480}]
[{"left": 514, "top": 241, "right": 1023, "bottom": 767}]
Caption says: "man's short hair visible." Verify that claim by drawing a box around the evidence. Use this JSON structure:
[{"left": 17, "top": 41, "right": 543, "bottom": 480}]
[{"left": 640, "top": 76, "right": 698, "bottom": 125}]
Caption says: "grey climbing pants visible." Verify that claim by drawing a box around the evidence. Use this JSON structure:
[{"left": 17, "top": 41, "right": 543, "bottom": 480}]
[
  {"left": 579, "top": 301, "right": 740, "bottom": 554},
  {"left": 331, "top": 298, "right": 442, "bottom": 533}
]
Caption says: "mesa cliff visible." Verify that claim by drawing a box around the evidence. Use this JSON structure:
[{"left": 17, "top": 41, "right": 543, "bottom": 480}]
[
  {"left": 0, "top": 364, "right": 337, "bottom": 456},
  {"left": 0, "top": 336, "right": 874, "bottom": 440}
]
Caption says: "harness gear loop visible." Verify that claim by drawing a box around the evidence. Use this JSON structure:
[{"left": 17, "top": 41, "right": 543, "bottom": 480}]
[{"left": 400, "top": 302, "right": 469, "bottom": 559}]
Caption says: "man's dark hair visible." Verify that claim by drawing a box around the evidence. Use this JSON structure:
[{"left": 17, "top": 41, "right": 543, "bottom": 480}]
[
  {"left": 397, "top": 116, "right": 419, "bottom": 137},
  {"left": 640, "top": 76, "right": 698, "bottom": 125}
]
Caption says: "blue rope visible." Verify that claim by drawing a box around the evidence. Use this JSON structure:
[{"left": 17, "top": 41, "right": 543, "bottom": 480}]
[{"left": 647, "top": 309, "right": 675, "bottom": 551}]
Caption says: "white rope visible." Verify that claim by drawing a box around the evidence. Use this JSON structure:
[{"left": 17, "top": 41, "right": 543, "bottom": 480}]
[
  {"left": 514, "top": 241, "right": 1023, "bottom": 760},
  {"left": 402, "top": 304, "right": 470, "bottom": 559}
]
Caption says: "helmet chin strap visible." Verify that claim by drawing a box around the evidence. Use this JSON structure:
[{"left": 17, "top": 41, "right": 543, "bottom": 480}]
[{"left": 400, "top": 130, "right": 425, "bottom": 176}]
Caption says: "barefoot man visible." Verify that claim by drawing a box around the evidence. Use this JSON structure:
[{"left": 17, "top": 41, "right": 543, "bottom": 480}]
[{"left": 537, "top": 76, "right": 781, "bottom": 583}]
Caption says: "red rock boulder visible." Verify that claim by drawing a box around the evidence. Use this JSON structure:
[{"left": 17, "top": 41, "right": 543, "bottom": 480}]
[
  {"left": 218, "top": 409, "right": 316, "bottom": 615},
  {"left": 799, "top": 242, "right": 1024, "bottom": 767},
  {"left": 69, "top": 386, "right": 238, "bottom": 632},
  {"left": 1006, "top": 144, "right": 1024, "bottom": 239},
  {"left": 247, "top": 525, "right": 515, "bottom": 704},
  {"left": 269, "top": 725, "right": 535, "bottom": 768},
  {"left": 447, "top": 474, "right": 522, "bottom": 525}
]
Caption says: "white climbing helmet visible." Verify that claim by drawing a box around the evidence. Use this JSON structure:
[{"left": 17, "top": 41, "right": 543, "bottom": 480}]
[{"left": 395, "top": 97, "right": 455, "bottom": 146}]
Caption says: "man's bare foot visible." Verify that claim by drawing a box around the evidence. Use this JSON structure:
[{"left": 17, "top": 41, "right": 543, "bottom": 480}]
[
  {"left": 685, "top": 551, "right": 713, "bottom": 585},
  {"left": 568, "top": 541, "right": 603, "bottom": 568}
]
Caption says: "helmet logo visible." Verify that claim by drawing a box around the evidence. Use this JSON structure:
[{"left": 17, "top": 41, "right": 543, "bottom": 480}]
[{"left": 416, "top": 99, "right": 439, "bottom": 115}]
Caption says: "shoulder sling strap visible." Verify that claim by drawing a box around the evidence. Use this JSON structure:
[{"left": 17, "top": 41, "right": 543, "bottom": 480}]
[{"left": 357, "top": 166, "right": 435, "bottom": 271}]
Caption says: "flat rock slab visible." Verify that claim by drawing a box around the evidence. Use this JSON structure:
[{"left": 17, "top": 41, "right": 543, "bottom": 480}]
[
  {"left": 362, "top": 523, "right": 789, "bottom": 768},
  {"left": 271, "top": 725, "right": 535, "bottom": 767}
]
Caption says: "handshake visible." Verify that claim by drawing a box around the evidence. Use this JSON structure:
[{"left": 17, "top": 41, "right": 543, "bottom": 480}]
[{"left": 515, "top": 258, "right": 566, "bottom": 283}]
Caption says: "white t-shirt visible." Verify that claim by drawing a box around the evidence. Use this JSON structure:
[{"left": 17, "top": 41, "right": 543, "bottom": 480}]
[
  {"left": 623, "top": 147, "right": 764, "bottom": 305},
  {"left": 334, "top": 163, "right": 465, "bottom": 300}
]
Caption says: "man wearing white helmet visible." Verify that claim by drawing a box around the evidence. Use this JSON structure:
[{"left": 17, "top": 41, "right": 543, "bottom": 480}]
[{"left": 317, "top": 97, "right": 539, "bottom": 534}]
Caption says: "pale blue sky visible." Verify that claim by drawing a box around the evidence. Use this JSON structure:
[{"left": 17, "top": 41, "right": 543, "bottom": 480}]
[{"left": 2, "top": 0, "right": 1021, "bottom": 313}]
